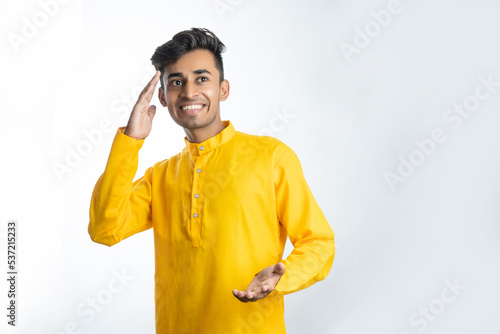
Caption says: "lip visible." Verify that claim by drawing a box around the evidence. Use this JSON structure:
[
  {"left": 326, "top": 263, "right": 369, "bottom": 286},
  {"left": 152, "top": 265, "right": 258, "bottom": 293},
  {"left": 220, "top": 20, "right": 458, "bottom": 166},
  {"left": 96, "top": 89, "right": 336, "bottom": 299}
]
[{"left": 178, "top": 103, "right": 206, "bottom": 115}]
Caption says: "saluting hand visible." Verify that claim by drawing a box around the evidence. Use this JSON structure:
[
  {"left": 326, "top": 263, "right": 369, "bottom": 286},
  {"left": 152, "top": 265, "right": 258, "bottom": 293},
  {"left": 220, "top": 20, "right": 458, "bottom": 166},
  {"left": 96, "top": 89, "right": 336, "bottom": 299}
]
[
  {"left": 123, "top": 70, "right": 161, "bottom": 140},
  {"left": 232, "top": 262, "right": 285, "bottom": 302}
]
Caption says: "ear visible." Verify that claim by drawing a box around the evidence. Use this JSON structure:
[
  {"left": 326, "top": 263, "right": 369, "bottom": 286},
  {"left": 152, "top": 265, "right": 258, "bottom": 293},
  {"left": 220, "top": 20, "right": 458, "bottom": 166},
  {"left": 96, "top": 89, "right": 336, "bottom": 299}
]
[
  {"left": 158, "top": 87, "right": 167, "bottom": 107},
  {"left": 219, "top": 79, "right": 230, "bottom": 101}
]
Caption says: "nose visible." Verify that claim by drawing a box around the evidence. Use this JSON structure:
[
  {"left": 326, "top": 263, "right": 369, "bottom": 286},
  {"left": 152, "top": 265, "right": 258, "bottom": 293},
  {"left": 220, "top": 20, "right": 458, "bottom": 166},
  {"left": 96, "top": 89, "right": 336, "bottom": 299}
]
[{"left": 180, "top": 80, "right": 199, "bottom": 99}]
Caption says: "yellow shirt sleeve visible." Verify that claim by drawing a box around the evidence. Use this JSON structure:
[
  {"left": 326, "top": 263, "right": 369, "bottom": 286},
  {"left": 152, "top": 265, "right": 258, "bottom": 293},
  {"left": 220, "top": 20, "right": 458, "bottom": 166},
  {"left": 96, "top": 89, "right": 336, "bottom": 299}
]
[
  {"left": 269, "top": 144, "right": 335, "bottom": 297},
  {"left": 88, "top": 127, "right": 154, "bottom": 246}
]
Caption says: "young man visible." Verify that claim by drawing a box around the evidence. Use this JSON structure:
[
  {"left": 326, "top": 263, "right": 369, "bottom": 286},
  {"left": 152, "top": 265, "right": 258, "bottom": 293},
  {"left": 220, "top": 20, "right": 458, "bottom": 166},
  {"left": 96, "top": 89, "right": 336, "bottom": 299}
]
[{"left": 88, "top": 28, "right": 335, "bottom": 333}]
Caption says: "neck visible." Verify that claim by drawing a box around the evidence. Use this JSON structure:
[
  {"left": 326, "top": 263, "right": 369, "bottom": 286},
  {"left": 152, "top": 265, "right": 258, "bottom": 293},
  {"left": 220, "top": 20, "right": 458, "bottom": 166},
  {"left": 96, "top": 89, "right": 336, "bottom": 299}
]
[{"left": 184, "top": 119, "right": 226, "bottom": 143}]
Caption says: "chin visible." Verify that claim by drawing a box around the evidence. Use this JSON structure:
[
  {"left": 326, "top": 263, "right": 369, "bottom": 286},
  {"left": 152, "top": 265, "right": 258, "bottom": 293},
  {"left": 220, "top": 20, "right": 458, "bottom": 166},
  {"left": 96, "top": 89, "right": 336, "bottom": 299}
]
[{"left": 178, "top": 118, "right": 210, "bottom": 129}]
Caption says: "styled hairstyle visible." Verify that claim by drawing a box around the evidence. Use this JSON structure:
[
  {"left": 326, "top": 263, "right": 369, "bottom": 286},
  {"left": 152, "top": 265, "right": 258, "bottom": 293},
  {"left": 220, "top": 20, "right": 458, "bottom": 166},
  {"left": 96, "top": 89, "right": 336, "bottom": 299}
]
[{"left": 151, "top": 27, "right": 226, "bottom": 91}]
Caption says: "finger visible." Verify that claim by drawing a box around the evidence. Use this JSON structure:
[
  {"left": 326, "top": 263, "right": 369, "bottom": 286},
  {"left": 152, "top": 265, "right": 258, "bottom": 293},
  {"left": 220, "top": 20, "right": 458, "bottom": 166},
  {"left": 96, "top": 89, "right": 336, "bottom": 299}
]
[
  {"left": 244, "top": 289, "right": 264, "bottom": 301},
  {"left": 138, "top": 71, "right": 161, "bottom": 105},
  {"left": 233, "top": 289, "right": 246, "bottom": 298},
  {"left": 232, "top": 290, "right": 249, "bottom": 302},
  {"left": 238, "top": 295, "right": 253, "bottom": 302},
  {"left": 143, "top": 70, "right": 161, "bottom": 101},
  {"left": 246, "top": 292, "right": 262, "bottom": 302},
  {"left": 235, "top": 289, "right": 259, "bottom": 301},
  {"left": 139, "top": 70, "right": 160, "bottom": 96}
]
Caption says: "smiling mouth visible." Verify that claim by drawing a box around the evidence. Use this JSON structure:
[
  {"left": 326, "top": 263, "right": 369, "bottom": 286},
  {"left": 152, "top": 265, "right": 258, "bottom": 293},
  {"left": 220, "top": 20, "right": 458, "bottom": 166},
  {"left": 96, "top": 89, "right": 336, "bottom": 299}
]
[{"left": 180, "top": 104, "right": 205, "bottom": 111}]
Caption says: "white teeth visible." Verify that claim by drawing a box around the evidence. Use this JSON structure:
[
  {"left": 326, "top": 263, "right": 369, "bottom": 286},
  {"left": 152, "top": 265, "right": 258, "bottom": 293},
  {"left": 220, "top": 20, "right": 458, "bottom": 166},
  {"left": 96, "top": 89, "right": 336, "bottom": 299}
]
[{"left": 181, "top": 104, "right": 203, "bottom": 111}]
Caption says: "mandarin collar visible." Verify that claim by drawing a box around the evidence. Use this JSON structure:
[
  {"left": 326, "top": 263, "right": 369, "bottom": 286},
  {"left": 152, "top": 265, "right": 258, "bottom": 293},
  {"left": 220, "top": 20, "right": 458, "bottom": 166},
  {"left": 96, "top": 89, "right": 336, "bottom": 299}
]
[{"left": 183, "top": 120, "right": 235, "bottom": 157}]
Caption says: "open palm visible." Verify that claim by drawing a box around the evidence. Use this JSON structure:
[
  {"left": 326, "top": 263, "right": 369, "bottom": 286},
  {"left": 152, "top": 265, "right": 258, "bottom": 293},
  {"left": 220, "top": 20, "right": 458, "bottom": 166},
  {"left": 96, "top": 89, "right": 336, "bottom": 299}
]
[{"left": 232, "top": 262, "right": 285, "bottom": 302}]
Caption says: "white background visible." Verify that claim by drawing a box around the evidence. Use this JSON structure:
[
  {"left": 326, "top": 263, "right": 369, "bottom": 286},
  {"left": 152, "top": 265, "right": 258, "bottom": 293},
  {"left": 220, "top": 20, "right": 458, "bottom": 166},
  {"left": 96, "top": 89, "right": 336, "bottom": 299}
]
[{"left": 1, "top": 0, "right": 500, "bottom": 333}]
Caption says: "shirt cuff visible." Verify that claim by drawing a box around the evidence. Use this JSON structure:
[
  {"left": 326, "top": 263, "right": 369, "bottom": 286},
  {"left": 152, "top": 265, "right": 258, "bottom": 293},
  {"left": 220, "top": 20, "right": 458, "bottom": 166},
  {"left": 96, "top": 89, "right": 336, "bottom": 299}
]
[{"left": 113, "top": 127, "right": 145, "bottom": 149}]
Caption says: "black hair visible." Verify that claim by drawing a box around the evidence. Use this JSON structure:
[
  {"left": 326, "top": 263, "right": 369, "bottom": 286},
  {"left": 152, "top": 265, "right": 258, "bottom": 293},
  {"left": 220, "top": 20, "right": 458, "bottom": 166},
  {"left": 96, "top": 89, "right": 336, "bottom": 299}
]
[{"left": 151, "top": 27, "right": 226, "bottom": 90}]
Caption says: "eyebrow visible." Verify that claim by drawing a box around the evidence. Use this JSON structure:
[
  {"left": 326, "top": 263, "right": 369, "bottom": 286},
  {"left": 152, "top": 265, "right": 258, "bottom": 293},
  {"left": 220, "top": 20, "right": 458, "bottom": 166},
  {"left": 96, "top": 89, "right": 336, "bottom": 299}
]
[{"left": 167, "top": 69, "right": 212, "bottom": 79}]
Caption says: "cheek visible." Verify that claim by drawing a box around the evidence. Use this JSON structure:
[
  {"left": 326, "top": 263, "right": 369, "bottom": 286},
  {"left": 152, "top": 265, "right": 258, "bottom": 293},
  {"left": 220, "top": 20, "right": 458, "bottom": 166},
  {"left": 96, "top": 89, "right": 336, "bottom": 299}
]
[
  {"left": 165, "top": 93, "right": 176, "bottom": 105},
  {"left": 205, "top": 86, "right": 220, "bottom": 102}
]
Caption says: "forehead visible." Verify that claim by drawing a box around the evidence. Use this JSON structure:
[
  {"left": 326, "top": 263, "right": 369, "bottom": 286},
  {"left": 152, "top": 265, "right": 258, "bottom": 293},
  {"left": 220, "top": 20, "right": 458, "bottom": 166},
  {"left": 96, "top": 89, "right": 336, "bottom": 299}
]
[{"left": 165, "top": 49, "right": 218, "bottom": 74}]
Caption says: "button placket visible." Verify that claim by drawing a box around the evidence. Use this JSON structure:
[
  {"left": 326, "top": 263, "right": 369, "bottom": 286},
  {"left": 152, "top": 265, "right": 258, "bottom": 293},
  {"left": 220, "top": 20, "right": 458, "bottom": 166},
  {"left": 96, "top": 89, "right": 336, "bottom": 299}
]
[{"left": 190, "top": 153, "right": 207, "bottom": 247}]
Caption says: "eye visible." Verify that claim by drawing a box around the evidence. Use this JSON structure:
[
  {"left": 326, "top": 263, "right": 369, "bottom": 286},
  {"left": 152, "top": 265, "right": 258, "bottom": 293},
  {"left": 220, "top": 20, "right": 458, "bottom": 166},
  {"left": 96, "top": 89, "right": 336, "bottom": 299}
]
[
  {"left": 170, "top": 79, "right": 182, "bottom": 86},
  {"left": 198, "top": 76, "right": 208, "bottom": 82}
]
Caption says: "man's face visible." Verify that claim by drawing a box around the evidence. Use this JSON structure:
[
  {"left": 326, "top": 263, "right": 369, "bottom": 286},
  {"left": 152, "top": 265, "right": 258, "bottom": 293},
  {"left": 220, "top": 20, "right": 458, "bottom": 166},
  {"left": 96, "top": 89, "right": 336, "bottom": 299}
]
[{"left": 159, "top": 49, "right": 229, "bottom": 130}]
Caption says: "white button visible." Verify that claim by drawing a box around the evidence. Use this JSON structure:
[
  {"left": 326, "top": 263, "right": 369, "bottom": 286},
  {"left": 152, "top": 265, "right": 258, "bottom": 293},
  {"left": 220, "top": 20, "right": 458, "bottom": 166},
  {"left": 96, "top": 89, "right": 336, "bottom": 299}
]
[
  {"left": 194, "top": 193, "right": 199, "bottom": 198},
  {"left": 196, "top": 169, "right": 201, "bottom": 173},
  {"left": 199, "top": 146, "right": 204, "bottom": 150},
  {"left": 193, "top": 213, "right": 198, "bottom": 218}
]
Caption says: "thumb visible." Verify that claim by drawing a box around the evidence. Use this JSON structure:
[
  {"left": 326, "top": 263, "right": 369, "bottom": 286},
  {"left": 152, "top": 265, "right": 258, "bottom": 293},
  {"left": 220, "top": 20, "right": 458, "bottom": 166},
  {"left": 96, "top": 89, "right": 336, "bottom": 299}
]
[
  {"left": 273, "top": 262, "right": 285, "bottom": 276},
  {"left": 148, "top": 105, "right": 157, "bottom": 119}
]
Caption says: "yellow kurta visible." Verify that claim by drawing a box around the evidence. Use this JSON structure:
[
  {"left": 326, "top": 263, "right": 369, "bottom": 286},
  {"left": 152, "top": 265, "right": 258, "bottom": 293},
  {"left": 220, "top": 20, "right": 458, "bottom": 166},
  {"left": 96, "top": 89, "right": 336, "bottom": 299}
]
[{"left": 88, "top": 120, "right": 335, "bottom": 333}]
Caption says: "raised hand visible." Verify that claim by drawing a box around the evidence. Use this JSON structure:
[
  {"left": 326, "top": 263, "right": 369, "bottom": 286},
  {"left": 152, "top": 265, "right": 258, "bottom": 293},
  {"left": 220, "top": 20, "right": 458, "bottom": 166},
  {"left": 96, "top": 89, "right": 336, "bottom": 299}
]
[
  {"left": 123, "top": 70, "right": 161, "bottom": 140},
  {"left": 232, "top": 262, "right": 285, "bottom": 302}
]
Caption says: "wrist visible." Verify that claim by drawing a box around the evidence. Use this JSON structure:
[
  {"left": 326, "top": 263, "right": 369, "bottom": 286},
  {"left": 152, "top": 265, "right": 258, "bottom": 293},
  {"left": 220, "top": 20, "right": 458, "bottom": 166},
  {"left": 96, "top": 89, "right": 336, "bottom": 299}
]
[{"left": 123, "top": 128, "right": 144, "bottom": 140}]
